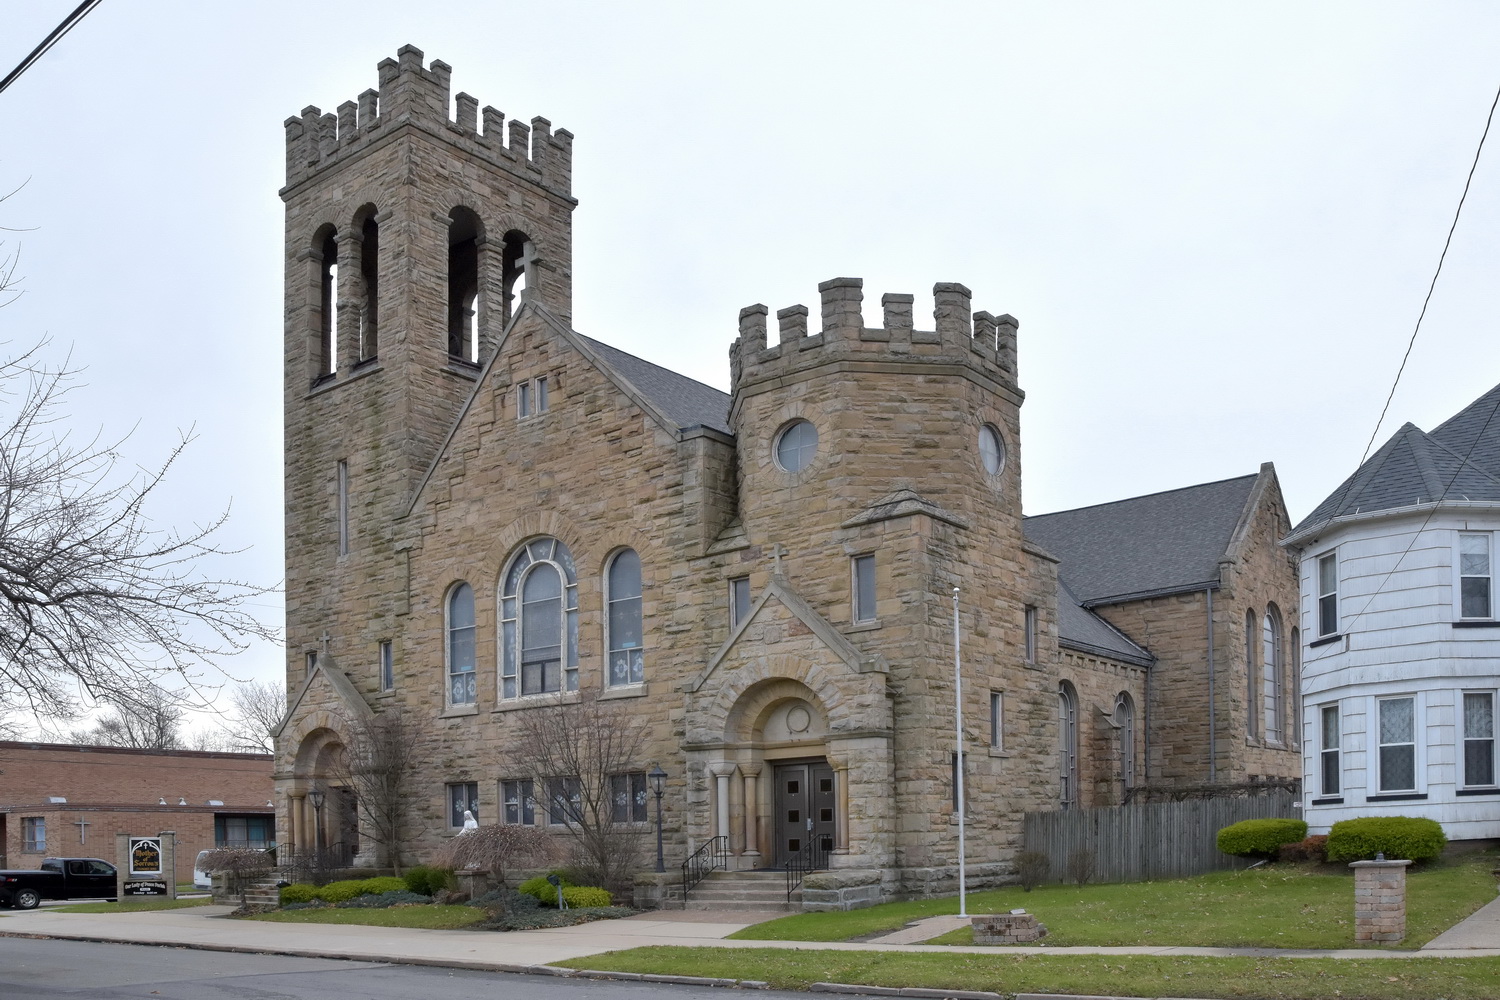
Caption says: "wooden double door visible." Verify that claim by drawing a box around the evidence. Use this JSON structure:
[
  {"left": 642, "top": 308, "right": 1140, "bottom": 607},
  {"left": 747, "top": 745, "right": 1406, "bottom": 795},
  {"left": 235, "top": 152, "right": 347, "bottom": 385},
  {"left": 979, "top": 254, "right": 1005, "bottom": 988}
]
[{"left": 771, "top": 759, "right": 835, "bottom": 868}]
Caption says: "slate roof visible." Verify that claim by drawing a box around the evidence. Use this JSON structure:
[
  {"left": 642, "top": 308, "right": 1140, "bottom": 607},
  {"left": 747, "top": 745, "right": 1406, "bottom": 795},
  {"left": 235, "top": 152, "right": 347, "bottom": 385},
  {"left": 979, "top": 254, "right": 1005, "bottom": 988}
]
[
  {"left": 578, "top": 334, "right": 731, "bottom": 434},
  {"left": 1023, "top": 474, "right": 1259, "bottom": 605},
  {"left": 1056, "top": 579, "right": 1153, "bottom": 665},
  {"left": 1289, "top": 382, "right": 1500, "bottom": 540}
]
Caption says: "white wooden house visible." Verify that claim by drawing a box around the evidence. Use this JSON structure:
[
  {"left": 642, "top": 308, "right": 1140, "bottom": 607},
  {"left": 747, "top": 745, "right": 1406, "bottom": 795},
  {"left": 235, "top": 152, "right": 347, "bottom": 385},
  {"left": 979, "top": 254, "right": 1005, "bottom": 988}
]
[{"left": 1284, "top": 386, "right": 1500, "bottom": 839}]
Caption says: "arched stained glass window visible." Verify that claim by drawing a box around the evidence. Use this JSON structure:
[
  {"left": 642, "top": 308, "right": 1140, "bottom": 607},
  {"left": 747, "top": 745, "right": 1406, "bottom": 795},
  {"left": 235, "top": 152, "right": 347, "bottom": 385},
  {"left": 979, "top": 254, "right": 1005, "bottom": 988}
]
[
  {"left": 499, "top": 538, "right": 578, "bottom": 697},
  {"left": 1059, "top": 681, "right": 1078, "bottom": 808},
  {"left": 606, "top": 548, "right": 644, "bottom": 686},
  {"left": 1115, "top": 692, "right": 1136, "bottom": 790},
  {"left": 447, "top": 582, "right": 476, "bottom": 705},
  {"left": 1263, "top": 606, "right": 1284, "bottom": 743}
]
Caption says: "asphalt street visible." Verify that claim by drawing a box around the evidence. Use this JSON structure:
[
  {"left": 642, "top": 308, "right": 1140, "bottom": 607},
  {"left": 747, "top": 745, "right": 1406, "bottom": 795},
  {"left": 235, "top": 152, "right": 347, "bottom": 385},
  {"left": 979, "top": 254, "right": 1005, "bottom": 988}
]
[{"left": 0, "top": 937, "right": 804, "bottom": 999}]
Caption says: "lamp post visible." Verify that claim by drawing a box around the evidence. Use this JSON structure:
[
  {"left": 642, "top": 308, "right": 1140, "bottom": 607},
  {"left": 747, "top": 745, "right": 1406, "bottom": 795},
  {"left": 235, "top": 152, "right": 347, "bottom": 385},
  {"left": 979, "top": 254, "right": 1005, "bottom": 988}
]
[
  {"left": 649, "top": 765, "right": 667, "bottom": 873},
  {"left": 307, "top": 788, "right": 326, "bottom": 856}
]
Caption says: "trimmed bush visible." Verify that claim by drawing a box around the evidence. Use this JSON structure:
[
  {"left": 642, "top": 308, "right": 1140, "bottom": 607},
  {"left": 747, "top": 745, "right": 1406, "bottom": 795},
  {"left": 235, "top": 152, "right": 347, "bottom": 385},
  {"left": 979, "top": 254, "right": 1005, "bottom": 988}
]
[
  {"left": 1216, "top": 818, "right": 1308, "bottom": 859},
  {"left": 1278, "top": 835, "right": 1329, "bottom": 863},
  {"left": 561, "top": 885, "right": 613, "bottom": 908},
  {"left": 1325, "top": 816, "right": 1447, "bottom": 862},
  {"left": 278, "top": 883, "right": 317, "bottom": 905},
  {"left": 312, "top": 876, "right": 409, "bottom": 903},
  {"left": 403, "top": 866, "right": 454, "bottom": 896},
  {"left": 518, "top": 873, "right": 573, "bottom": 907}
]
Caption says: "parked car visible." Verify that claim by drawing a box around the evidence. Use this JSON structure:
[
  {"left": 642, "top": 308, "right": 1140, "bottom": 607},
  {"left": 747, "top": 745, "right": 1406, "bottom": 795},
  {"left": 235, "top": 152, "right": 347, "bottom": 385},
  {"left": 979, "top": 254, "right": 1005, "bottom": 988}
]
[
  {"left": 193, "top": 850, "right": 213, "bottom": 889},
  {"left": 0, "top": 857, "right": 117, "bottom": 909}
]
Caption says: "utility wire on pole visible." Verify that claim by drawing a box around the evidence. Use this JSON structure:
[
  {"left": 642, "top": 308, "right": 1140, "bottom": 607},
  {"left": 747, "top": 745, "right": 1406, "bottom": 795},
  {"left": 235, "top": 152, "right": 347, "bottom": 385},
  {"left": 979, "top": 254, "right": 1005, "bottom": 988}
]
[
  {"left": 953, "top": 586, "right": 967, "bottom": 918},
  {"left": 0, "top": 1, "right": 106, "bottom": 99}
]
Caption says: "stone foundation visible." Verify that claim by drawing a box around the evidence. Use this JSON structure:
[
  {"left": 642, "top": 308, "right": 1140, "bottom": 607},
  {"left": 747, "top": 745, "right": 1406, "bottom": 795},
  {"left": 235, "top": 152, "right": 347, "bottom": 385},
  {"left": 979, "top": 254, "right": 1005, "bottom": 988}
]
[
  {"left": 972, "top": 910, "right": 1047, "bottom": 944},
  {"left": 799, "top": 868, "right": 884, "bottom": 911}
]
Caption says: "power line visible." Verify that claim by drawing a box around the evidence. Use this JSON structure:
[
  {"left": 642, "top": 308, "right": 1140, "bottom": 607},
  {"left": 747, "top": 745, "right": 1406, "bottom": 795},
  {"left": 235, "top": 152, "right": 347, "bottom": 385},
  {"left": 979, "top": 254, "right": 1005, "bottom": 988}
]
[
  {"left": 0, "top": 1, "right": 106, "bottom": 99},
  {"left": 1355, "top": 80, "right": 1500, "bottom": 472}
]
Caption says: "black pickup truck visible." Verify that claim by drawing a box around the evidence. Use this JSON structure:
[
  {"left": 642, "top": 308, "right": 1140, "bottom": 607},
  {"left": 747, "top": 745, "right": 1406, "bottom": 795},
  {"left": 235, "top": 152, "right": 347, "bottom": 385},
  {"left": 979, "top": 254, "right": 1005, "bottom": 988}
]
[{"left": 0, "top": 857, "right": 118, "bottom": 909}]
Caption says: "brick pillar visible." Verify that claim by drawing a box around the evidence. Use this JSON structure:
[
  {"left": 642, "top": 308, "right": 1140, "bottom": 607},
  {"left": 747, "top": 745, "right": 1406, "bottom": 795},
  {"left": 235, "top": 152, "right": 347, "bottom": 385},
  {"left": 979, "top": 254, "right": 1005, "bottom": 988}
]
[{"left": 1350, "top": 858, "right": 1412, "bottom": 943}]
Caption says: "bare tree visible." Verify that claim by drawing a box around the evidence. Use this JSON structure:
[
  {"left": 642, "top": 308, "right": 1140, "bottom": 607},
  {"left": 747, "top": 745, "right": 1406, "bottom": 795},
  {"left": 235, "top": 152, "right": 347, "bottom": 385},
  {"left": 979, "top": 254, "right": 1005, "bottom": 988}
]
[
  {"left": 440, "top": 823, "right": 558, "bottom": 909},
  {"left": 216, "top": 679, "right": 285, "bottom": 754},
  {"left": 332, "top": 711, "right": 425, "bottom": 874},
  {"left": 67, "top": 685, "right": 184, "bottom": 749},
  {"left": 199, "top": 846, "right": 274, "bottom": 909},
  {"left": 0, "top": 336, "right": 278, "bottom": 727},
  {"left": 509, "top": 691, "right": 650, "bottom": 894}
]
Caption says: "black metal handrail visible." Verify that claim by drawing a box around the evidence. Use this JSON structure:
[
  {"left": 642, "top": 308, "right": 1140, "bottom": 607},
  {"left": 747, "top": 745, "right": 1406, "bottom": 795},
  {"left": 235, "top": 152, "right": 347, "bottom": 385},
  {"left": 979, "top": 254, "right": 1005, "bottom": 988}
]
[
  {"left": 785, "top": 836, "right": 832, "bottom": 901},
  {"left": 681, "top": 835, "right": 729, "bottom": 902}
]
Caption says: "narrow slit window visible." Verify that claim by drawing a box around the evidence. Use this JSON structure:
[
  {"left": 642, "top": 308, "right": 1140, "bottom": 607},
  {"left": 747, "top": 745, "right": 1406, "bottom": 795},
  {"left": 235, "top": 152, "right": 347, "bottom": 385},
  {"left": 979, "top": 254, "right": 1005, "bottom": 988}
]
[
  {"left": 518, "top": 381, "right": 532, "bottom": 418},
  {"left": 378, "top": 640, "right": 393, "bottom": 692},
  {"left": 989, "top": 691, "right": 1003, "bottom": 749},
  {"left": 336, "top": 460, "right": 349, "bottom": 556},
  {"left": 729, "top": 576, "right": 750, "bottom": 628},
  {"left": 852, "top": 554, "right": 876, "bottom": 623},
  {"left": 536, "top": 375, "right": 549, "bottom": 413},
  {"left": 1024, "top": 605, "right": 1038, "bottom": 663}
]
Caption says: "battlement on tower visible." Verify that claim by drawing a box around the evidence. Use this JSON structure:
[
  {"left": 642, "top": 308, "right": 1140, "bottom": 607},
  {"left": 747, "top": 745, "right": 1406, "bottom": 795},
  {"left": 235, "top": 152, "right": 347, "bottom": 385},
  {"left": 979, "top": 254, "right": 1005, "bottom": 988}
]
[
  {"left": 281, "top": 45, "right": 572, "bottom": 197},
  {"left": 729, "top": 278, "right": 1018, "bottom": 391}
]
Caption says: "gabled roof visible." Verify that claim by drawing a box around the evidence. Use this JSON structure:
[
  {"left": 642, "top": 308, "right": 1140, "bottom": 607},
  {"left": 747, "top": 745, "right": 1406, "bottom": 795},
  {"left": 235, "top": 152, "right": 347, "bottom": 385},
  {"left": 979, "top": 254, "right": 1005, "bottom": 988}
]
[
  {"left": 1056, "top": 579, "right": 1153, "bottom": 666},
  {"left": 1023, "top": 473, "right": 1259, "bottom": 605},
  {"left": 1289, "top": 382, "right": 1500, "bottom": 542},
  {"left": 577, "top": 334, "right": 730, "bottom": 434}
]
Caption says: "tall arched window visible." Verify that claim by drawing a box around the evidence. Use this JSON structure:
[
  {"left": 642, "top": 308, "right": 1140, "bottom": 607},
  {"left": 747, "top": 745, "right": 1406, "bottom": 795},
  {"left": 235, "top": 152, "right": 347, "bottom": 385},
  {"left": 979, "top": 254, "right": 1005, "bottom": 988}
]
[
  {"left": 1245, "top": 608, "right": 1259, "bottom": 739},
  {"left": 606, "top": 548, "right": 644, "bottom": 687},
  {"left": 1058, "top": 681, "right": 1079, "bottom": 808},
  {"left": 501, "top": 229, "right": 532, "bottom": 328},
  {"left": 313, "top": 226, "right": 338, "bottom": 379},
  {"left": 447, "top": 207, "right": 482, "bottom": 363},
  {"left": 447, "top": 582, "right": 476, "bottom": 705},
  {"left": 1115, "top": 692, "right": 1136, "bottom": 791},
  {"left": 1291, "top": 626, "right": 1302, "bottom": 747},
  {"left": 1263, "top": 605, "right": 1284, "bottom": 743},
  {"left": 355, "top": 205, "right": 379, "bottom": 362},
  {"left": 500, "top": 538, "right": 578, "bottom": 697}
]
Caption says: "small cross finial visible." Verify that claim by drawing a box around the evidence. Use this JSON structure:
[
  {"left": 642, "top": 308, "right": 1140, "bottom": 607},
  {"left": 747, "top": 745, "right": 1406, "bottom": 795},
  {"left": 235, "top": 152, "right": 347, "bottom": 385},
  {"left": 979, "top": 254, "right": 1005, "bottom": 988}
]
[
  {"left": 769, "top": 544, "right": 787, "bottom": 575},
  {"left": 516, "top": 241, "right": 540, "bottom": 300},
  {"left": 319, "top": 631, "right": 332, "bottom": 655}
]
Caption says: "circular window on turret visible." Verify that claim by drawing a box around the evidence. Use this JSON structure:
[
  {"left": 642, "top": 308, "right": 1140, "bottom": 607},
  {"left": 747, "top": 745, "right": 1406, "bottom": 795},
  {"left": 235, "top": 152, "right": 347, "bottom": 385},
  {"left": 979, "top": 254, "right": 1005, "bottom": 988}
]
[
  {"left": 979, "top": 424, "right": 1006, "bottom": 477},
  {"left": 774, "top": 419, "right": 819, "bottom": 473}
]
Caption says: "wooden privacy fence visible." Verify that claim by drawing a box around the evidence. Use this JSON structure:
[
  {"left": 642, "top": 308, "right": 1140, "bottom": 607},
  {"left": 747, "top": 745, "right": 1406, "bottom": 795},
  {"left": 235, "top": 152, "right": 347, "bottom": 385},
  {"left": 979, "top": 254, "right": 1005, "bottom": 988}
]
[{"left": 1021, "top": 788, "right": 1299, "bottom": 883}]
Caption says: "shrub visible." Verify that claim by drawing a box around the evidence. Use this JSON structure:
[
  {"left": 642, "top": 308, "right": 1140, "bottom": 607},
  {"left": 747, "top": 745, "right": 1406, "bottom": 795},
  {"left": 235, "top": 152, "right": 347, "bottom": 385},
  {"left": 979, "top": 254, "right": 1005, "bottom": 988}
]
[
  {"left": 562, "top": 885, "right": 613, "bottom": 908},
  {"left": 403, "top": 866, "right": 454, "bottom": 896},
  {"left": 1325, "top": 816, "right": 1447, "bottom": 862},
  {"left": 279, "top": 883, "right": 317, "bottom": 905},
  {"left": 518, "top": 873, "right": 573, "bottom": 907},
  {"left": 490, "top": 905, "right": 635, "bottom": 931},
  {"left": 336, "top": 890, "right": 432, "bottom": 909},
  {"left": 1279, "top": 835, "right": 1329, "bottom": 863},
  {"left": 309, "top": 877, "right": 408, "bottom": 903},
  {"left": 1216, "top": 818, "right": 1308, "bottom": 859},
  {"left": 280, "top": 900, "right": 327, "bottom": 911},
  {"left": 1015, "top": 851, "right": 1050, "bottom": 892},
  {"left": 468, "top": 888, "right": 538, "bottom": 913},
  {"left": 1065, "top": 848, "right": 1096, "bottom": 886}
]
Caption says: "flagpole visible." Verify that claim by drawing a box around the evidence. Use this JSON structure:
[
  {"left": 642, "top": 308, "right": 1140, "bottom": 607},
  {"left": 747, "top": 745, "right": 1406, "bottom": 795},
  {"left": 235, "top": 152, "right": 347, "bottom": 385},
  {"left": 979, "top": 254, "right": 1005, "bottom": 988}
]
[{"left": 953, "top": 585, "right": 967, "bottom": 918}]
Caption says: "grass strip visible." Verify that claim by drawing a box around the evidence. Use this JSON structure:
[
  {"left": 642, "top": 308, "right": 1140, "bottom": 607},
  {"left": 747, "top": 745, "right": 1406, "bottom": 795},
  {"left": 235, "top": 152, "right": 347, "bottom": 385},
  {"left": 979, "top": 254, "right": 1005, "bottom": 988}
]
[
  {"left": 559, "top": 945, "right": 1500, "bottom": 999},
  {"left": 732, "top": 853, "right": 1497, "bottom": 949},
  {"left": 53, "top": 897, "right": 215, "bottom": 914},
  {"left": 245, "top": 905, "right": 488, "bottom": 929}
]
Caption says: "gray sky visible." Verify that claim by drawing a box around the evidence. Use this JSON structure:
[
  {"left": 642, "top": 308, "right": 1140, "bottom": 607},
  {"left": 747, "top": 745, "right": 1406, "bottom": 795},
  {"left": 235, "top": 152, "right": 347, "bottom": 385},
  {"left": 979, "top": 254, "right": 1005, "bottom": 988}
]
[{"left": 4, "top": 2, "right": 1500, "bottom": 733}]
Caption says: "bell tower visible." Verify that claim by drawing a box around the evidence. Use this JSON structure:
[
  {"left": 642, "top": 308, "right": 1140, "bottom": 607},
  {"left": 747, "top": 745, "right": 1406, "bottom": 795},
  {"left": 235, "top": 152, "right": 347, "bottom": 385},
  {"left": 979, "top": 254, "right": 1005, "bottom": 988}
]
[{"left": 279, "top": 45, "right": 576, "bottom": 692}]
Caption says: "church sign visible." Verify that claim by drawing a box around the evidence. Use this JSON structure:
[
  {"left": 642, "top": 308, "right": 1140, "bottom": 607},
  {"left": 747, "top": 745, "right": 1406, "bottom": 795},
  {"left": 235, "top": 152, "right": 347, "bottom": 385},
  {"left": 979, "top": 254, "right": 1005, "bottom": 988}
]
[{"left": 126, "top": 837, "right": 168, "bottom": 895}]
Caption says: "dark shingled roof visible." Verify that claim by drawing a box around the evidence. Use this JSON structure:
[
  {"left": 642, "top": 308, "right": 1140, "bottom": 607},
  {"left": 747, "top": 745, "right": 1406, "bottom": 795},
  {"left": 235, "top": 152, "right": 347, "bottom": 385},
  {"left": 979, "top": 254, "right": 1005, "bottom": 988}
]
[
  {"left": 1024, "top": 474, "right": 1259, "bottom": 605},
  {"left": 1056, "top": 580, "right": 1153, "bottom": 665},
  {"left": 579, "top": 334, "right": 731, "bottom": 434},
  {"left": 1291, "top": 382, "right": 1500, "bottom": 538}
]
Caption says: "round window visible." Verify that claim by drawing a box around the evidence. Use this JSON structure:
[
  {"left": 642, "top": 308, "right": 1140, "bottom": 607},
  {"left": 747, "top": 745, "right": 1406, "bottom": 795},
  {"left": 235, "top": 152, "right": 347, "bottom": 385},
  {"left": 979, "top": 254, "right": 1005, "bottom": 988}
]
[
  {"left": 775, "top": 419, "right": 819, "bottom": 473},
  {"left": 979, "top": 424, "right": 1006, "bottom": 476}
]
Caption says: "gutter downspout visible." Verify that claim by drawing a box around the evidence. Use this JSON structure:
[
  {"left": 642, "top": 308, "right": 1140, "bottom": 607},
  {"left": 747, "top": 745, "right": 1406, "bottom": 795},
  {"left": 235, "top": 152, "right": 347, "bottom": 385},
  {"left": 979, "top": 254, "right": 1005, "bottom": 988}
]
[{"left": 1206, "top": 587, "right": 1216, "bottom": 784}]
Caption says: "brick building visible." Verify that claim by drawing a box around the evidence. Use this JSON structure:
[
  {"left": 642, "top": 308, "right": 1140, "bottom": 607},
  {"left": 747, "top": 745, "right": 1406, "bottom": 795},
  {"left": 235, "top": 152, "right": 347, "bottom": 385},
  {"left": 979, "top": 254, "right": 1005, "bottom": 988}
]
[
  {"left": 273, "top": 46, "right": 1299, "bottom": 902},
  {"left": 0, "top": 742, "right": 275, "bottom": 883}
]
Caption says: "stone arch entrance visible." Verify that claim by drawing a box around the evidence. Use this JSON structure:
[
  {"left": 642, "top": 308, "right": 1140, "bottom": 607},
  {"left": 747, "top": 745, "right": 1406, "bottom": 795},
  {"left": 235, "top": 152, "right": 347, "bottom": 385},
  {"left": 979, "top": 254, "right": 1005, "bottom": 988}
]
[{"left": 289, "top": 726, "right": 359, "bottom": 865}]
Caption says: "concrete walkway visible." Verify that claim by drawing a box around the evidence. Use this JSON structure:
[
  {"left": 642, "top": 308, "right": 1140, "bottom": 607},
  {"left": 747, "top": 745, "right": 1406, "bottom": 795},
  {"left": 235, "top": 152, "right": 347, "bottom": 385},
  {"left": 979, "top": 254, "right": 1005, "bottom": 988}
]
[{"left": 0, "top": 897, "right": 1497, "bottom": 970}]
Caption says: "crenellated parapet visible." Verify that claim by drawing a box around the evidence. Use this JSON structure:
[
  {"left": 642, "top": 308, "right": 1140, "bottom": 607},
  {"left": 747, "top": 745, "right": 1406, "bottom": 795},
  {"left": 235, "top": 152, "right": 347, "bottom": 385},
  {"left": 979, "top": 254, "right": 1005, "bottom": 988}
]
[
  {"left": 729, "top": 277, "right": 1018, "bottom": 394},
  {"left": 282, "top": 45, "right": 573, "bottom": 198}
]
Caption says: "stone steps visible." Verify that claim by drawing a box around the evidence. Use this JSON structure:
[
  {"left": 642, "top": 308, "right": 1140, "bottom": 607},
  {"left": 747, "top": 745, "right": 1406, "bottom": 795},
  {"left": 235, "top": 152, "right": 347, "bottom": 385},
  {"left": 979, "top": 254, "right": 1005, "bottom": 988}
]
[{"left": 681, "top": 869, "right": 802, "bottom": 911}]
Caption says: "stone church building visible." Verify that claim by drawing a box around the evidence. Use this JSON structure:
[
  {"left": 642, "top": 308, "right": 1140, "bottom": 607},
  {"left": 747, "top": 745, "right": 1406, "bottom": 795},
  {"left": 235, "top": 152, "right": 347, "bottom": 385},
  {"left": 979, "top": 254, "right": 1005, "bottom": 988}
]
[{"left": 273, "top": 47, "right": 1300, "bottom": 900}]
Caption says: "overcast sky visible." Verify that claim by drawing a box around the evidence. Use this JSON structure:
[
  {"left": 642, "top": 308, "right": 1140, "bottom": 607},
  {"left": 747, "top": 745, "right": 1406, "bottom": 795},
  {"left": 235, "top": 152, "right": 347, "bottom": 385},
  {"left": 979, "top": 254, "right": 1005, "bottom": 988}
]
[{"left": 4, "top": 2, "right": 1500, "bottom": 735}]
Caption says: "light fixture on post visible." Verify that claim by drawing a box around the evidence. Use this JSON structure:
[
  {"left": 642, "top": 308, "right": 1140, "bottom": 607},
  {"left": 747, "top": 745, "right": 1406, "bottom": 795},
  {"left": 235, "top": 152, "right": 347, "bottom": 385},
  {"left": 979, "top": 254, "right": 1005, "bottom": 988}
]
[
  {"left": 308, "top": 787, "right": 326, "bottom": 854},
  {"left": 648, "top": 765, "right": 667, "bottom": 873}
]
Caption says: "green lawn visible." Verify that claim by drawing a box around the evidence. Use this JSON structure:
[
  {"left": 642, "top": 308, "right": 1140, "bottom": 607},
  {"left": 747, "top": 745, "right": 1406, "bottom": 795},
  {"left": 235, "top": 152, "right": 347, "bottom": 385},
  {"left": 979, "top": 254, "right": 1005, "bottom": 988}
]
[
  {"left": 733, "top": 851, "right": 1498, "bottom": 949},
  {"left": 559, "top": 946, "right": 1500, "bottom": 1000},
  {"left": 245, "top": 905, "right": 488, "bottom": 930},
  {"left": 54, "top": 897, "right": 215, "bottom": 914}
]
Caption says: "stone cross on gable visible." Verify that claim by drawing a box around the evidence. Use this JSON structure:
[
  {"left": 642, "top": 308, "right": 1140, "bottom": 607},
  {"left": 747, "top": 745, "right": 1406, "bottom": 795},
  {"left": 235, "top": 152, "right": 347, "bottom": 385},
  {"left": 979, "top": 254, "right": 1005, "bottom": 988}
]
[
  {"left": 516, "top": 241, "right": 540, "bottom": 300},
  {"left": 770, "top": 544, "right": 787, "bottom": 575},
  {"left": 319, "top": 631, "right": 332, "bottom": 656}
]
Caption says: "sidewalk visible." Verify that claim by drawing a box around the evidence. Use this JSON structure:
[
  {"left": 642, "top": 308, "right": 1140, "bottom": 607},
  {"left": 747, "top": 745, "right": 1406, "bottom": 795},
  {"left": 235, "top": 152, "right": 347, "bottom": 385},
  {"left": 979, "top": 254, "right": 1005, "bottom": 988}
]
[{"left": 0, "top": 899, "right": 1497, "bottom": 967}]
